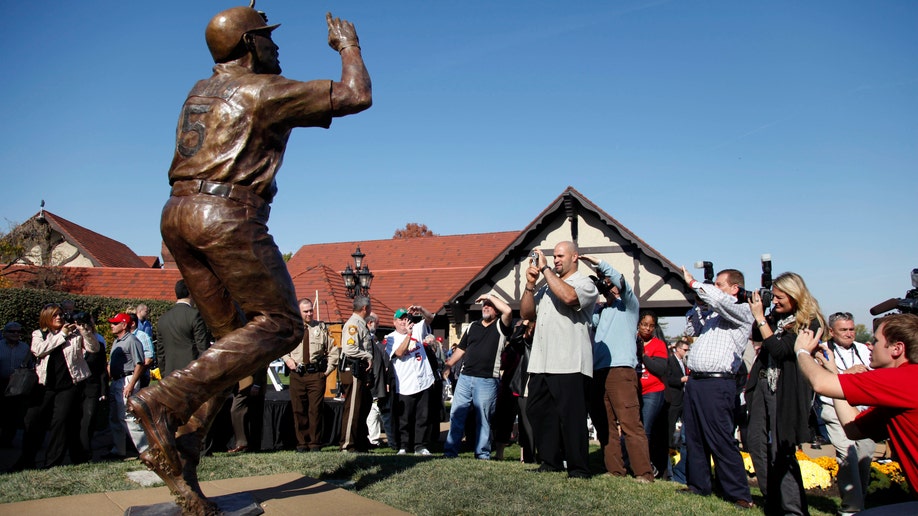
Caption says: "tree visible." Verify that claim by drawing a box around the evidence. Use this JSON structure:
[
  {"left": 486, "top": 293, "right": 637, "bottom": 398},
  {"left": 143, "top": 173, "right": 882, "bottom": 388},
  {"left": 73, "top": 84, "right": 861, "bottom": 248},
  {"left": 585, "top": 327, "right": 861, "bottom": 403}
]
[
  {"left": 282, "top": 252, "right": 293, "bottom": 262},
  {"left": 855, "top": 323, "right": 873, "bottom": 344},
  {"left": 1, "top": 218, "right": 69, "bottom": 290},
  {"left": 393, "top": 222, "right": 437, "bottom": 239}
]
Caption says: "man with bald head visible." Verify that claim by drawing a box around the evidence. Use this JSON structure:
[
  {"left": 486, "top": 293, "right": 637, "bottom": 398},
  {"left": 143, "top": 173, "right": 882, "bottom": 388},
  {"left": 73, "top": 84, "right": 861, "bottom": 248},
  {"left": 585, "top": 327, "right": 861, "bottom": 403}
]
[{"left": 520, "top": 241, "right": 598, "bottom": 478}]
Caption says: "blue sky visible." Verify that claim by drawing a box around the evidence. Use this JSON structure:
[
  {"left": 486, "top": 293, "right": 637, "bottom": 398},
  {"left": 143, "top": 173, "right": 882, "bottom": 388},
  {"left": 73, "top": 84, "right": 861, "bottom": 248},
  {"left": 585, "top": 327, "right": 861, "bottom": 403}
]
[{"left": 1, "top": 1, "right": 916, "bottom": 329}]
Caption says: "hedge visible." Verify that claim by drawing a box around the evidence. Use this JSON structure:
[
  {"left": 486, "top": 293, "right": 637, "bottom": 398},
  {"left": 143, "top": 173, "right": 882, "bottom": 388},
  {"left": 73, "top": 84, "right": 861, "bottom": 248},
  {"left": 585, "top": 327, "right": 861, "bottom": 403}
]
[{"left": 0, "top": 287, "right": 173, "bottom": 344}]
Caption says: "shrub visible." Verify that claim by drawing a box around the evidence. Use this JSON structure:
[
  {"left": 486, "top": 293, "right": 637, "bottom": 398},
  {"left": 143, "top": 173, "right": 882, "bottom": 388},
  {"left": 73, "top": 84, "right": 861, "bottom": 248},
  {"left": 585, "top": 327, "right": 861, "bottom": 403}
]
[{"left": 0, "top": 287, "right": 172, "bottom": 343}]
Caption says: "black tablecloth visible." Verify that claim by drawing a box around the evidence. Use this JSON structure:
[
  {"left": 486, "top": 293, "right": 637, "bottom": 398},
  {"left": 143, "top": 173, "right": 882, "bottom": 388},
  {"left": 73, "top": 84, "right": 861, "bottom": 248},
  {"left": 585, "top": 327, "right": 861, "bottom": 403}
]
[
  {"left": 208, "top": 390, "right": 343, "bottom": 452},
  {"left": 260, "top": 390, "right": 343, "bottom": 450}
]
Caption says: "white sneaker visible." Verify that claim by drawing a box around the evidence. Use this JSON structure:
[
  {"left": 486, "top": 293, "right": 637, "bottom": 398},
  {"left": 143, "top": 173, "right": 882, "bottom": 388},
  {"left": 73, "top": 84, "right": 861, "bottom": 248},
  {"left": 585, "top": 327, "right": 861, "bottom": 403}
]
[
  {"left": 415, "top": 448, "right": 431, "bottom": 456},
  {"left": 397, "top": 449, "right": 407, "bottom": 455}
]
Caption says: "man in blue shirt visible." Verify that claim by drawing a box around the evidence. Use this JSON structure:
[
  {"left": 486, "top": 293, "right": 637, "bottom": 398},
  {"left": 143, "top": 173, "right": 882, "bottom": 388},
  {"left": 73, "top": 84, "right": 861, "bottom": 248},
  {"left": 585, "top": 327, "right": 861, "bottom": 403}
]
[{"left": 580, "top": 255, "right": 653, "bottom": 482}]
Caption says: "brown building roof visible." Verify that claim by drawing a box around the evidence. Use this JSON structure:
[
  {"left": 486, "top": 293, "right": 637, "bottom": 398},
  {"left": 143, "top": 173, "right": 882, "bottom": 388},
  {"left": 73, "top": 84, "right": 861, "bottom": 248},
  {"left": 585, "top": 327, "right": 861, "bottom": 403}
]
[
  {"left": 287, "top": 232, "right": 520, "bottom": 323},
  {"left": 1, "top": 264, "right": 181, "bottom": 301},
  {"left": 41, "top": 211, "right": 151, "bottom": 268}
]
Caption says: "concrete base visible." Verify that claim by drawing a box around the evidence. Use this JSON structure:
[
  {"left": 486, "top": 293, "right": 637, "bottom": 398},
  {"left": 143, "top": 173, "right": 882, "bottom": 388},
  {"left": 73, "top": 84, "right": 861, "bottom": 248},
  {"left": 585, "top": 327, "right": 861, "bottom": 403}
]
[{"left": 2, "top": 472, "right": 409, "bottom": 516}]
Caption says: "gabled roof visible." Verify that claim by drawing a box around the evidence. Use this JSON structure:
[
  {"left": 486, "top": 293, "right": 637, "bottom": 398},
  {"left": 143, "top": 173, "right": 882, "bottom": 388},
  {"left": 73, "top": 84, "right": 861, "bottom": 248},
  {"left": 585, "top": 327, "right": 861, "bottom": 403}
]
[
  {"left": 40, "top": 211, "right": 151, "bottom": 268},
  {"left": 451, "top": 186, "right": 691, "bottom": 317},
  {"left": 287, "top": 232, "right": 520, "bottom": 323}
]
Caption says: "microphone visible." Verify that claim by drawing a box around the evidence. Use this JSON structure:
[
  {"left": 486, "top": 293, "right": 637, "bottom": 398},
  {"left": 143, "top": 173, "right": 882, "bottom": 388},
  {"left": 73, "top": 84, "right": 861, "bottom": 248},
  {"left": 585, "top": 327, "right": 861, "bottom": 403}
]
[{"left": 869, "top": 298, "right": 901, "bottom": 316}]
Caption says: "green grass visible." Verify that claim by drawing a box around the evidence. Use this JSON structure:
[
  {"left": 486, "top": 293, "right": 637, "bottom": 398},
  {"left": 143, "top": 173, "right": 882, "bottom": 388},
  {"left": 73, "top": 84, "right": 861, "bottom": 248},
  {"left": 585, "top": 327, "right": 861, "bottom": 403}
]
[{"left": 0, "top": 444, "right": 841, "bottom": 515}]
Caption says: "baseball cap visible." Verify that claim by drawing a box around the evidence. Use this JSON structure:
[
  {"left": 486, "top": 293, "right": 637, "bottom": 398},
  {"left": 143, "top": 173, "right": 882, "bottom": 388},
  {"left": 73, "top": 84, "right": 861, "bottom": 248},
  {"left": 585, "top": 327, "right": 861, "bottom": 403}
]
[
  {"left": 394, "top": 308, "right": 409, "bottom": 319},
  {"left": 108, "top": 313, "right": 131, "bottom": 325}
]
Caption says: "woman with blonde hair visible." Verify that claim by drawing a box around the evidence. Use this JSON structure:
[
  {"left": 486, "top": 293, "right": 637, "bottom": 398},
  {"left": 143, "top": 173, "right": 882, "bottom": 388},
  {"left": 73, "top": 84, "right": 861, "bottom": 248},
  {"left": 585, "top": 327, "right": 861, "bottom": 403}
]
[
  {"left": 12, "top": 303, "right": 100, "bottom": 470},
  {"left": 746, "top": 272, "right": 825, "bottom": 515}
]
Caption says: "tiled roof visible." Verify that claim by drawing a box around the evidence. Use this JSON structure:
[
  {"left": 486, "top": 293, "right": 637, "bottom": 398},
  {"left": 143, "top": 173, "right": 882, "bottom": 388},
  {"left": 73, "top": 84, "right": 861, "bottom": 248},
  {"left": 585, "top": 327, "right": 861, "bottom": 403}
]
[
  {"left": 1, "top": 264, "right": 181, "bottom": 301},
  {"left": 42, "top": 211, "right": 151, "bottom": 268},
  {"left": 287, "top": 232, "right": 520, "bottom": 323},
  {"left": 139, "top": 256, "right": 162, "bottom": 268}
]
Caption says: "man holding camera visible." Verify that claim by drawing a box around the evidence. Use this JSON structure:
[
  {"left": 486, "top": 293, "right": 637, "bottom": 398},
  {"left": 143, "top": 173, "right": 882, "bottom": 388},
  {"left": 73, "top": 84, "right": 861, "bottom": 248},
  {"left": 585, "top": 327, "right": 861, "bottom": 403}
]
[
  {"left": 388, "top": 306, "right": 437, "bottom": 455},
  {"left": 520, "top": 241, "right": 598, "bottom": 478},
  {"left": 579, "top": 255, "right": 653, "bottom": 481},
  {"left": 679, "top": 267, "right": 755, "bottom": 509},
  {"left": 443, "top": 294, "right": 512, "bottom": 460},
  {"left": 282, "top": 298, "right": 338, "bottom": 453}
]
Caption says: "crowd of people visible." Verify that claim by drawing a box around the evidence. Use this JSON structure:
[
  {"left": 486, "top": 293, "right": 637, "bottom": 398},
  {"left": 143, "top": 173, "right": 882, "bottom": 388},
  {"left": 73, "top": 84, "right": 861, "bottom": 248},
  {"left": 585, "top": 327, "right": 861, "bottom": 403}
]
[
  {"left": 1, "top": 301, "right": 158, "bottom": 469},
  {"left": 3, "top": 241, "right": 918, "bottom": 516}
]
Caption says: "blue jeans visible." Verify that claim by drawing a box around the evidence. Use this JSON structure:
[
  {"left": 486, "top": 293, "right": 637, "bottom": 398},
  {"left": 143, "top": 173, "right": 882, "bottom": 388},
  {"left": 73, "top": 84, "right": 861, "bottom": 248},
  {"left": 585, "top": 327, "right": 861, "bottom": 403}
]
[
  {"left": 444, "top": 375, "right": 499, "bottom": 459},
  {"left": 672, "top": 423, "right": 687, "bottom": 484},
  {"left": 641, "top": 390, "right": 664, "bottom": 439}
]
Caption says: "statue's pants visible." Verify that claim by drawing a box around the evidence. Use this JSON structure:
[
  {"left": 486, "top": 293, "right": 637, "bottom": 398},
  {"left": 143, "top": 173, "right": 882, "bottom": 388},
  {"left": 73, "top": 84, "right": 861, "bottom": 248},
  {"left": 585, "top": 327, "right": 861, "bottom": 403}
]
[{"left": 151, "top": 193, "right": 303, "bottom": 426}]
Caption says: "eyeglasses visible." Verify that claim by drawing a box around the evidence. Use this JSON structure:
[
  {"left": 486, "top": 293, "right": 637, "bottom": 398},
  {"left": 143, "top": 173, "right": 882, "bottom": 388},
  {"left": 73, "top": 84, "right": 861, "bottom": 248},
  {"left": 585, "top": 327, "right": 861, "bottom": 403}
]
[{"left": 828, "top": 312, "right": 854, "bottom": 325}]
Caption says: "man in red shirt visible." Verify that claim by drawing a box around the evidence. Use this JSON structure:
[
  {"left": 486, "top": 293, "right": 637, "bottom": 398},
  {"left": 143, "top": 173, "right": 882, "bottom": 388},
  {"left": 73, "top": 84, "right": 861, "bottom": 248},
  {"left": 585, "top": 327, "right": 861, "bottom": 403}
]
[{"left": 795, "top": 313, "right": 918, "bottom": 503}]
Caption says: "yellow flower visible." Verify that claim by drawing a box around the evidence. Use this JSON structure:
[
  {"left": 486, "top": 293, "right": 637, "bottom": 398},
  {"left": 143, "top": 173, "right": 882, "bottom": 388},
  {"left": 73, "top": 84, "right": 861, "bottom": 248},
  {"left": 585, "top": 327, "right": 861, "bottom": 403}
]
[
  {"left": 799, "top": 460, "right": 832, "bottom": 490},
  {"left": 740, "top": 451, "right": 755, "bottom": 475},
  {"left": 809, "top": 456, "right": 839, "bottom": 479},
  {"left": 869, "top": 460, "right": 907, "bottom": 493}
]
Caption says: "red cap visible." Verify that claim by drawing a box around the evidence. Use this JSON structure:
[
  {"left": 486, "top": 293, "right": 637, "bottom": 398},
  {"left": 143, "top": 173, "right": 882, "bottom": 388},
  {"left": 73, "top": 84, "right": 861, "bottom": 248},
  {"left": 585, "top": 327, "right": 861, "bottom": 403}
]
[{"left": 108, "top": 313, "right": 131, "bottom": 325}]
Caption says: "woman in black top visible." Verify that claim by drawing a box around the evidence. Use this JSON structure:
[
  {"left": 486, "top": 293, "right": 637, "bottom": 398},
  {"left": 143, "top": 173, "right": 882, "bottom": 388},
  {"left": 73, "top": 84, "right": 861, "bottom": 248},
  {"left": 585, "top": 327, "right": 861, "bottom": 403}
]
[
  {"left": 747, "top": 273, "right": 825, "bottom": 515},
  {"left": 13, "top": 304, "right": 99, "bottom": 470}
]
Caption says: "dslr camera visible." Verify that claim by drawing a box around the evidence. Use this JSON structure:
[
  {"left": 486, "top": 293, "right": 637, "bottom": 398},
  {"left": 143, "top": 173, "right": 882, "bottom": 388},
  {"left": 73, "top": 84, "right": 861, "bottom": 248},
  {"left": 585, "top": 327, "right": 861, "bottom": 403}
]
[
  {"left": 62, "top": 311, "right": 91, "bottom": 325},
  {"left": 695, "top": 255, "right": 773, "bottom": 306},
  {"left": 735, "top": 254, "right": 773, "bottom": 306}
]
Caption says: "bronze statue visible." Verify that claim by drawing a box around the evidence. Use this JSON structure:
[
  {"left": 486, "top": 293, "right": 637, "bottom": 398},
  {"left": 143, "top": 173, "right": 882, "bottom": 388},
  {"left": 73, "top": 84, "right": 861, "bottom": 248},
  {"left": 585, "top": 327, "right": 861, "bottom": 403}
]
[{"left": 127, "top": 4, "right": 371, "bottom": 514}]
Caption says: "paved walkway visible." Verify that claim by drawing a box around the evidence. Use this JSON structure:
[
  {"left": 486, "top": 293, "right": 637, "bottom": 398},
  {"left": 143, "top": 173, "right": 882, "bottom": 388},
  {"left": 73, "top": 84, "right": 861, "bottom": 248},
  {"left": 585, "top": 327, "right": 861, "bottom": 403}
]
[{"left": 0, "top": 472, "right": 409, "bottom": 515}]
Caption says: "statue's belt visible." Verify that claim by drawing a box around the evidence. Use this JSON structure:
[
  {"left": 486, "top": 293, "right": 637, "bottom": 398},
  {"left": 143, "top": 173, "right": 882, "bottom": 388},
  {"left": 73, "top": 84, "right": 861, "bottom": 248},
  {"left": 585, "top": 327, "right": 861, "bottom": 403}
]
[{"left": 170, "top": 179, "right": 268, "bottom": 212}]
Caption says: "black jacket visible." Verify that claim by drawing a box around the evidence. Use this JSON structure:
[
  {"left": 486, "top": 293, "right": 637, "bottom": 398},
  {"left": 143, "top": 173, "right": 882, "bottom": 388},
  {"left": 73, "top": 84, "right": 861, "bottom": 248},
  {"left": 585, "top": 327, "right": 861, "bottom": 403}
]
[
  {"left": 746, "top": 315, "right": 820, "bottom": 447},
  {"left": 156, "top": 302, "right": 210, "bottom": 375}
]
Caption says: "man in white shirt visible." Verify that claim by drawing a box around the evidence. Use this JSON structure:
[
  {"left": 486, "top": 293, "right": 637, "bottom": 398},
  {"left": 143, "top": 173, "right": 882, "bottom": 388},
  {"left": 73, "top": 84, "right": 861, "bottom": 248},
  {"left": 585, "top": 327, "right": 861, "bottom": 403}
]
[
  {"left": 817, "top": 312, "right": 875, "bottom": 516},
  {"left": 387, "top": 306, "right": 436, "bottom": 455}
]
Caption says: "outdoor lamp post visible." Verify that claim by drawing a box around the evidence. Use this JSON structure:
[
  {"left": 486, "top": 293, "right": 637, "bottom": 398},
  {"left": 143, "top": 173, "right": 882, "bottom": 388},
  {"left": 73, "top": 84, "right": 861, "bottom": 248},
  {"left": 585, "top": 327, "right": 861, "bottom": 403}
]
[{"left": 341, "top": 246, "right": 373, "bottom": 298}]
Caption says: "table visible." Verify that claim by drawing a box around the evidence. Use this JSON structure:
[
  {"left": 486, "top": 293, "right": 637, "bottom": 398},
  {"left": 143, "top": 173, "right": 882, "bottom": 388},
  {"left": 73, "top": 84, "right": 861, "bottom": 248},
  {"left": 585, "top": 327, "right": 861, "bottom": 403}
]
[{"left": 208, "top": 390, "right": 344, "bottom": 451}]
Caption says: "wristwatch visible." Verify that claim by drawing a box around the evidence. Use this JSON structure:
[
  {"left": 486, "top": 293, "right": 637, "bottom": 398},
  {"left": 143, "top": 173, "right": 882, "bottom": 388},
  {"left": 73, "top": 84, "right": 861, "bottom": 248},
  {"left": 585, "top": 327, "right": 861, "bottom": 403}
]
[
  {"left": 757, "top": 320, "right": 768, "bottom": 328},
  {"left": 541, "top": 265, "right": 552, "bottom": 274}
]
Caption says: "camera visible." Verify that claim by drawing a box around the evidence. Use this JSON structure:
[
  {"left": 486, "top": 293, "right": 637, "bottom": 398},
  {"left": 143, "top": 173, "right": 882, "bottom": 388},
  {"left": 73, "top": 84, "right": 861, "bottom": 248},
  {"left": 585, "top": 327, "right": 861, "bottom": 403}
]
[
  {"left": 62, "top": 311, "right": 91, "bottom": 325},
  {"left": 295, "top": 363, "right": 306, "bottom": 375},
  {"left": 588, "top": 269, "right": 614, "bottom": 296},
  {"left": 735, "top": 254, "right": 773, "bottom": 306},
  {"left": 870, "top": 268, "right": 918, "bottom": 317},
  {"left": 529, "top": 252, "right": 538, "bottom": 268}
]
